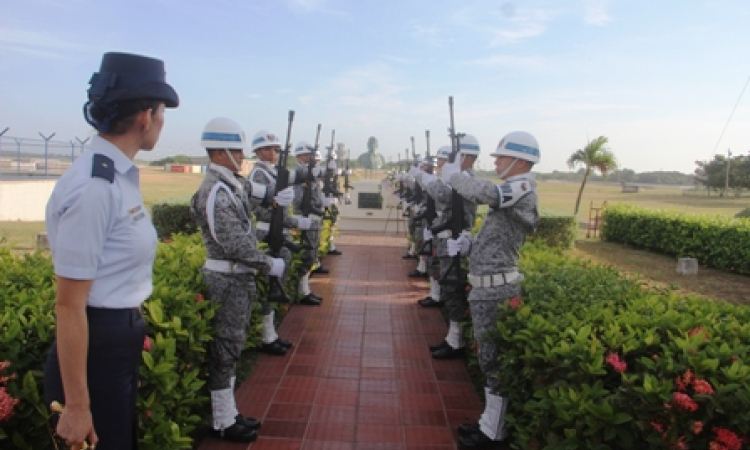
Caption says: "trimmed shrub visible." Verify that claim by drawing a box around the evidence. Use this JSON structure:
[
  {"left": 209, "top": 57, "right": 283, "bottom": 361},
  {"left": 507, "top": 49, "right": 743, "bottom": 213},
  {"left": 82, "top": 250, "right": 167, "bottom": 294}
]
[{"left": 152, "top": 203, "right": 197, "bottom": 239}]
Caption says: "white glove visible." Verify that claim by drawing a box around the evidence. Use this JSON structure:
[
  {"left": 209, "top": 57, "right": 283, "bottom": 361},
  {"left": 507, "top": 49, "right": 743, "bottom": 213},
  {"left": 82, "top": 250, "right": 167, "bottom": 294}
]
[
  {"left": 345, "top": 169, "right": 353, "bottom": 176},
  {"left": 274, "top": 186, "right": 295, "bottom": 207},
  {"left": 327, "top": 160, "right": 337, "bottom": 170},
  {"left": 421, "top": 173, "right": 436, "bottom": 187},
  {"left": 447, "top": 234, "right": 471, "bottom": 257},
  {"left": 404, "top": 202, "right": 412, "bottom": 210},
  {"left": 336, "top": 169, "right": 343, "bottom": 176},
  {"left": 297, "top": 217, "right": 312, "bottom": 230},
  {"left": 322, "top": 197, "right": 334, "bottom": 208},
  {"left": 408, "top": 165, "right": 421, "bottom": 177},
  {"left": 269, "top": 258, "right": 285, "bottom": 277},
  {"left": 423, "top": 228, "right": 433, "bottom": 241},
  {"left": 440, "top": 158, "right": 462, "bottom": 182},
  {"left": 311, "top": 166, "right": 324, "bottom": 178},
  {"left": 344, "top": 192, "right": 351, "bottom": 204}
]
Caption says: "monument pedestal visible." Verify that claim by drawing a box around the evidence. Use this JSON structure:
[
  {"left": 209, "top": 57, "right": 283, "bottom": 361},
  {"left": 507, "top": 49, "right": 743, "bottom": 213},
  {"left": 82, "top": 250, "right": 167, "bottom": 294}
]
[{"left": 337, "top": 179, "right": 406, "bottom": 233}]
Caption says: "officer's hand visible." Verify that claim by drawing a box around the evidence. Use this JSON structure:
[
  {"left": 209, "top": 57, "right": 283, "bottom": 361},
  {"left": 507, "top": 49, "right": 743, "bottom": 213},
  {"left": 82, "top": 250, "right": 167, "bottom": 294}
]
[
  {"left": 327, "top": 160, "right": 337, "bottom": 171},
  {"left": 421, "top": 173, "right": 437, "bottom": 187},
  {"left": 408, "top": 166, "right": 421, "bottom": 177},
  {"left": 447, "top": 235, "right": 471, "bottom": 257},
  {"left": 322, "top": 197, "right": 334, "bottom": 208},
  {"left": 274, "top": 187, "right": 295, "bottom": 207},
  {"left": 297, "top": 217, "right": 312, "bottom": 230},
  {"left": 54, "top": 404, "right": 98, "bottom": 450},
  {"left": 440, "top": 158, "right": 462, "bottom": 182},
  {"left": 423, "top": 228, "right": 433, "bottom": 241},
  {"left": 269, "top": 258, "right": 285, "bottom": 278},
  {"left": 344, "top": 192, "right": 352, "bottom": 204},
  {"left": 311, "top": 166, "right": 324, "bottom": 178}
]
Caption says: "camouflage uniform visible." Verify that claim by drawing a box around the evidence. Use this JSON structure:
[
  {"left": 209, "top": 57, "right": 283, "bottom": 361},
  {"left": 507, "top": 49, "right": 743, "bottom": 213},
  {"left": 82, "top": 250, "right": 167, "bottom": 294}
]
[
  {"left": 292, "top": 161, "right": 323, "bottom": 277},
  {"left": 425, "top": 171, "right": 478, "bottom": 323},
  {"left": 449, "top": 173, "right": 538, "bottom": 390},
  {"left": 191, "top": 165, "right": 274, "bottom": 391},
  {"left": 249, "top": 161, "right": 302, "bottom": 310}
]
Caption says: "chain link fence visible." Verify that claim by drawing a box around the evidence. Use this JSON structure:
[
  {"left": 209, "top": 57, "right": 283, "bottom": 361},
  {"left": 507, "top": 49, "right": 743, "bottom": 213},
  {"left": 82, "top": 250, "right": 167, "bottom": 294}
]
[{"left": 0, "top": 134, "right": 90, "bottom": 179}]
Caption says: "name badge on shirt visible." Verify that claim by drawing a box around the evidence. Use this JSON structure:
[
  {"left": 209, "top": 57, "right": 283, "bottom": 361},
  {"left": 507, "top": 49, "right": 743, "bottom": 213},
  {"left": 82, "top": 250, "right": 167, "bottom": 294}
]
[{"left": 129, "top": 205, "right": 146, "bottom": 223}]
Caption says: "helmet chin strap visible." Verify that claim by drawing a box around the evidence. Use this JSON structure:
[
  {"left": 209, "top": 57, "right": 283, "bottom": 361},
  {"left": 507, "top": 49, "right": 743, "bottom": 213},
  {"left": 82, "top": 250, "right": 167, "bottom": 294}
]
[
  {"left": 224, "top": 149, "right": 243, "bottom": 173},
  {"left": 497, "top": 158, "right": 519, "bottom": 180}
]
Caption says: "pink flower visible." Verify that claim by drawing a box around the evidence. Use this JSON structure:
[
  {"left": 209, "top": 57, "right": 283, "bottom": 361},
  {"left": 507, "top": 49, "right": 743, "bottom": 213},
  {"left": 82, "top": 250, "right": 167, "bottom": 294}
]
[
  {"left": 0, "top": 387, "right": 19, "bottom": 421},
  {"left": 688, "top": 327, "right": 710, "bottom": 340},
  {"left": 672, "top": 392, "right": 698, "bottom": 412},
  {"left": 606, "top": 353, "right": 627, "bottom": 373},
  {"left": 693, "top": 379, "right": 715, "bottom": 395},
  {"left": 712, "top": 427, "right": 743, "bottom": 450},
  {"left": 194, "top": 293, "right": 204, "bottom": 303},
  {"left": 508, "top": 296, "right": 522, "bottom": 310},
  {"left": 143, "top": 335, "right": 152, "bottom": 352},
  {"left": 672, "top": 436, "right": 688, "bottom": 450},
  {"left": 693, "top": 421, "right": 704, "bottom": 435}
]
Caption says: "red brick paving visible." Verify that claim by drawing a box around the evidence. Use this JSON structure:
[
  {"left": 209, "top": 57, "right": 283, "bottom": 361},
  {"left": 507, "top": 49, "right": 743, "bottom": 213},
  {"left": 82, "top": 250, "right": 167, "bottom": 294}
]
[{"left": 196, "top": 231, "right": 483, "bottom": 450}]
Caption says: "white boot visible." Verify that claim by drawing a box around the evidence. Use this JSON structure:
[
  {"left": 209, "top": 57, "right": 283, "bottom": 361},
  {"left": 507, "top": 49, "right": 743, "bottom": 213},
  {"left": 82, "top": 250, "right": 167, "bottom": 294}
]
[
  {"left": 329, "top": 237, "right": 337, "bottom": 251},
  {"left": 211, "top": 387, "right": 239, "bottom": 430},
  {"left": 430, "top": 279, "right": 441, "bottom": 301},
  {"left": 409, "top": 243, "right": 415, "bottom": 256},
  {"left": 478, "top": 387, "right": 509, "bottom": 441},
  {"left": 416, "top": 256, "right": 426, "bottom": 273},
  {"left": 445, "top": 321, "right": 465, "bottom": 349},
  {"left": 262, "top": 311, "right": 278, "bottom": 344},
  {"left": 298, "top": 273, "right": 312, "bottom": 296}
]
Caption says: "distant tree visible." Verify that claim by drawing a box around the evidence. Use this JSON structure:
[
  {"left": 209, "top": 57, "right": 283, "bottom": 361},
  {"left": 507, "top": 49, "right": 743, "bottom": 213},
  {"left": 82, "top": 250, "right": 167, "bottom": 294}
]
[{"left": 567, "top": 136, "right": 618, "bottom": 215}]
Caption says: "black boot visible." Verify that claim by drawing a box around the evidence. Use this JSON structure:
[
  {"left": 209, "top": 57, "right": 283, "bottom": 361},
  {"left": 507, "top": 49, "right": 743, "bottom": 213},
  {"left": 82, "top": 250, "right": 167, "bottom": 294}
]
[
  {"left": 299, "top": 294, "right": 322, "bottom": 306},
  {"left": 458, "top": 430, "right": 505, "bottom": 449},
  {"left": 312, "top": 266, "right": 329, "bottom": 274},
  {"left": 275, "top": 338, "right": 293, "bottom": 349},
  {"left": 432, "top": 345, "right": 465, "bottom": 360},
  {"left": 236, "top": 414, "right": 262, "bottom": 430},
  {"left": 408, "top": 269, "right": 426, "bottom": 277},
  {"left": 428, "top": 340, "right": 450, "bottom": 352},
  {"left": 259, "top": 340, "right": 287, "bottom": 356},
  {"left": 402, "top": 253, "right": 416, "bottom": 259},
  {"left": 418, "top": 296, "right": 442, "bottom": 307},
  {"left": 458, "top": 422, "right": 480, "bottom": 437},
  {"left": 210, "top": 417, "right": 259, "bottom": 442},
  {"left": 328, "top": 249, "right": 342, "bottom": 255}
]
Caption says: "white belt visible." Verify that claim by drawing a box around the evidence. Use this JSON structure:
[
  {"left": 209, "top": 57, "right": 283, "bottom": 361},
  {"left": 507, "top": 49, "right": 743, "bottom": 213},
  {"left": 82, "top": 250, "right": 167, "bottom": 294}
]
[
  {"left": 204, "top": 259, "right": 257, "bottom": 274},
  {"left": 256, "top": 222, "right": 270, "bottom": 232},
  {"left": 437, "top": 230, "right": 452, "bottom": 239},
  {"left": 467, "top": 271, "right": 522, "bottom": 288}
]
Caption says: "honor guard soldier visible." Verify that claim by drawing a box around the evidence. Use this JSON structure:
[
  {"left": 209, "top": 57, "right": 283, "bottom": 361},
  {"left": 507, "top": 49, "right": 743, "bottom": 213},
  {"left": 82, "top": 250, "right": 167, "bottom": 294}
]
[
  {"left": 291, "top": 141, "right": 326, "bottom": 304},
  {"left": 416, "top": 145, "right": 451, "bottom": 307},
  {"left": 445, "top": 131, "right": 540, "bottom": 449},
  {"left": 422, "top": 135, "right": 480, "bottom": 360},
  {"left": 44, "top": 51, "right": 179, "bottom": 450},
  {"left": 249, "top": 131, "right": 321, "bottom": 327},
  {"left": 192, "top": 117, "right": 294, "bottom": 442}
]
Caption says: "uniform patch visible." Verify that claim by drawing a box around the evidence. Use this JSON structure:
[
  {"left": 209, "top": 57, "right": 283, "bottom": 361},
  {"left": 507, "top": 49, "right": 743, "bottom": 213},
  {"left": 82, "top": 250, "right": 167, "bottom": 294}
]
[{"left": 91, "top": 154, "right": 115, "bottom": 183}]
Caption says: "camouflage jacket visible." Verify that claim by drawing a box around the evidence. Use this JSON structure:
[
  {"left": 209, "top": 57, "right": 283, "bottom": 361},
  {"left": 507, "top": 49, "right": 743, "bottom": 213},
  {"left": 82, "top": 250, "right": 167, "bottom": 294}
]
[
  {"left": 423, "top": 170, "right": 478, "bottom": 257},
  {"left": 191, "top": 164, "right": 273, "bottom": 271},
  {"left": 249, "top": 160, "right": 299, "bottom": 230},
  {"left": 292, "top": 161, "right": 324, "bottom": 217}
]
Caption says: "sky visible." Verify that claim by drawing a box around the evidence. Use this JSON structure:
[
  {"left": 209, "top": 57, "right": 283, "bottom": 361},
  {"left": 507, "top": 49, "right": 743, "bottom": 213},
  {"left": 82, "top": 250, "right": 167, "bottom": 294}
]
[{"left": 1, "top": 0, "right": 749, "bottom": 174}]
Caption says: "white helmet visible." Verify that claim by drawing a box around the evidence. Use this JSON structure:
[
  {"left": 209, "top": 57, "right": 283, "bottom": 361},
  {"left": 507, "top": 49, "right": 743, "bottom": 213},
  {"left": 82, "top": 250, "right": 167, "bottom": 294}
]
[
  {"left": 251, "top": 129, "right": 282, "bottom": 152},
  {"left": 490, "top": 131, "right": 540, "bottom": 164},
  {"left": 314, "top": 151, "right": 322, "bottom": 161},
  {"left": 294, "top": 141, "right": 314, "bottom": 156},
  {"left": 200, "top": 117, "right": 247, "bottom": 150},
  {"left": 436, "top": 145, "right": 451, "bottom": 160},
  {"left": 458, "top": 134, "right": 480, "bottom": 156},
  {"left": 422, "top": 155, "right": 436, "bottom": 167}
]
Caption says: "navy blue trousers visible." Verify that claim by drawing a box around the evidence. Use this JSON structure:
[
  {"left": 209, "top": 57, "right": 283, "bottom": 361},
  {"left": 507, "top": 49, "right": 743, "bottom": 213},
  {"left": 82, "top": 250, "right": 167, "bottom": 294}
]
[{"left": 45, "top": 307, "right": 146, "bottom": 450}]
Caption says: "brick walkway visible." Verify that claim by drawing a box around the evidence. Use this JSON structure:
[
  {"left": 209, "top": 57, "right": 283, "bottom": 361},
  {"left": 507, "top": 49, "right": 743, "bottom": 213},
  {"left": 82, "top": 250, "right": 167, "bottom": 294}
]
[{"left": 197, "top": 231, "right": 483, "bottom": 450}]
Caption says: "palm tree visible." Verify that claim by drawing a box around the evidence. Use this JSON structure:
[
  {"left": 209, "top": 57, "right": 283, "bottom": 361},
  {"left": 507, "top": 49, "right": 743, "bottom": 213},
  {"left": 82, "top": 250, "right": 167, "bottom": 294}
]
[{"left": 567, "top": 136, "right": 618, "bottom": 216}]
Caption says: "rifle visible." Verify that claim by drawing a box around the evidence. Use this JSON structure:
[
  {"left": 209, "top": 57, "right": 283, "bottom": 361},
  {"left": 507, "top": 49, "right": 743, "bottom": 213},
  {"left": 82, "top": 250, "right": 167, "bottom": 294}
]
[
  {"left": 401, "top": 148, "right": 412, "bottom": 217},
  {"left": 300, "top": 124, "right": 325, "bottom": 249},
  {"left": 410, "top": 136, "right": 423, "bottom": 206},
  {"left": 322, "top": 129, "right": 342, "bottom": 199},
  {"left": 430, "top": 96, "right": 466, "bottom": 286},
  {"left": 343, "top": 149, "right": 354, "bottom": 204},
  {"left": 266, "top": 110, "right": 302, "bottom": 303},
  {"left": 416, "top": 129, "right": 437, "bottom": 256}
]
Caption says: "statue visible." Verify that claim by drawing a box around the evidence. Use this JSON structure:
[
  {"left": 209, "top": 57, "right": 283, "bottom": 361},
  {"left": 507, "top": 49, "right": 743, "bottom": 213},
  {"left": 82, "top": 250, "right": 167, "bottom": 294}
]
[{"left": 357, "top": 136, "right": 385, "bottom": 170}]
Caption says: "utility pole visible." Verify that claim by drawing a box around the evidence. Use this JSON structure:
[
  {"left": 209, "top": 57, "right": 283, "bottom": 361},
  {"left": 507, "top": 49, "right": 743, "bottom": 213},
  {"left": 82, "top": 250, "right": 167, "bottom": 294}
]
[{"left": 724, "top": 148, "right": 732, "bottom": 196}]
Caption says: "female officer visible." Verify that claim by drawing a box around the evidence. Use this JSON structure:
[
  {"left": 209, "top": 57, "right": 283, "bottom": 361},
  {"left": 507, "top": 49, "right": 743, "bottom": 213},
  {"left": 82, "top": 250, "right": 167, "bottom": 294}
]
[{"left": 44, "top": 52, "right": 179, "bottom": 450}]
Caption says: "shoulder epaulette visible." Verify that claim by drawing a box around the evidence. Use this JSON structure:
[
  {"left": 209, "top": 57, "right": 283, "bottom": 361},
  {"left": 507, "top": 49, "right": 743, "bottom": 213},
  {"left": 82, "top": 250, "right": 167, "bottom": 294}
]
[{"left": 91, "top": 154, "right": 115, "bottom": 183}]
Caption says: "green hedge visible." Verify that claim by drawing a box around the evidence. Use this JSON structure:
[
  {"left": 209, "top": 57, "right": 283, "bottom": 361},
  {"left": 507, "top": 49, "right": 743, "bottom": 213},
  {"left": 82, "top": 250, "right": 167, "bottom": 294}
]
[
  {"left": 0, "top": 230, "right": 306, "bottom": 450},
  {"left": 482, "top": 241, "right": 750, "bottom": 449},
  {"left": 602, "top": 204, "right": 750, "bottom": 274},
  {"left": 474, "top": 210, "right": 577, "bottom": 250},
  {"left": 152, "top": 203, "right": 197, "bottom": 239}
]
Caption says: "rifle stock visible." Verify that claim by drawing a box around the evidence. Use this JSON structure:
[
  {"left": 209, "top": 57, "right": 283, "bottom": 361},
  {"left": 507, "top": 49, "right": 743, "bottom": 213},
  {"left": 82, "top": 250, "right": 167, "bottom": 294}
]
[{"left": 300, "top": 124, "right": 322, "bottom": 250}]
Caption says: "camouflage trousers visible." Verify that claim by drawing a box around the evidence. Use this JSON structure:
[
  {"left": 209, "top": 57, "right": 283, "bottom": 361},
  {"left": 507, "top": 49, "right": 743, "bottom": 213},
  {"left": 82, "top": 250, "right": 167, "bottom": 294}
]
[
  {"left": 202, "top": 270, "right": 257, "bottom": 391},
  {"left": 469, "top": 298, "right": 504, "bottom": 392},
  {"left": 298, "top": 227, "right": 321, "bottom": 276},
  {"left": 439, "top": 255, "right": 469, "bottom": 322}
]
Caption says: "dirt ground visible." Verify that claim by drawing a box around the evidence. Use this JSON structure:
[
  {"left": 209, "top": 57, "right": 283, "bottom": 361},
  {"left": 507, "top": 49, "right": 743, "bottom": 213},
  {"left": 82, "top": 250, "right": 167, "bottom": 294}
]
[{"left": 569, "top": 239, "right": 749, "bottom": 305}]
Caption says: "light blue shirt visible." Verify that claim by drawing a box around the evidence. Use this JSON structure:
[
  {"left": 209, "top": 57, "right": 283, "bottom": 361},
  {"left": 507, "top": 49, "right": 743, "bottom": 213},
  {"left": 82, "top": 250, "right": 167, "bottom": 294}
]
[{"left": 45, "top": 136, "right": 157, "bottom": 308}]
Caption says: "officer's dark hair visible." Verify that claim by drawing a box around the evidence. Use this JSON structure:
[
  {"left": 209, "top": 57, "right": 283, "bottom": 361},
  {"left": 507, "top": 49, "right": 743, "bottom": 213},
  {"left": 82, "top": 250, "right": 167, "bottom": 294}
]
[{"left": 86, "top": 99, "right": 162, "bottom": 135}]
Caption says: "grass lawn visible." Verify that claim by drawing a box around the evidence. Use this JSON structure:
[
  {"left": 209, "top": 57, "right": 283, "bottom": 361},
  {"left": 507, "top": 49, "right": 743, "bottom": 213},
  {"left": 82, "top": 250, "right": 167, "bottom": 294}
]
[{"left": 2, "top": 167, "right": 749, "bottom": 304}]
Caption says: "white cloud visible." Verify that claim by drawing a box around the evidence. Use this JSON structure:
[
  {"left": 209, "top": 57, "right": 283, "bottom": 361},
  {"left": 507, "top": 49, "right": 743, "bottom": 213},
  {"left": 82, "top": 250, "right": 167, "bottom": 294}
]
[
  {"left": 462, "top": 54, "right": 546, "bottom": 70},
  {"left": 0, "top": 26, "right": 91, "bottom": 58},
  {"left": 583, "top": 0, "right": 612, "bottom": 26}
]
